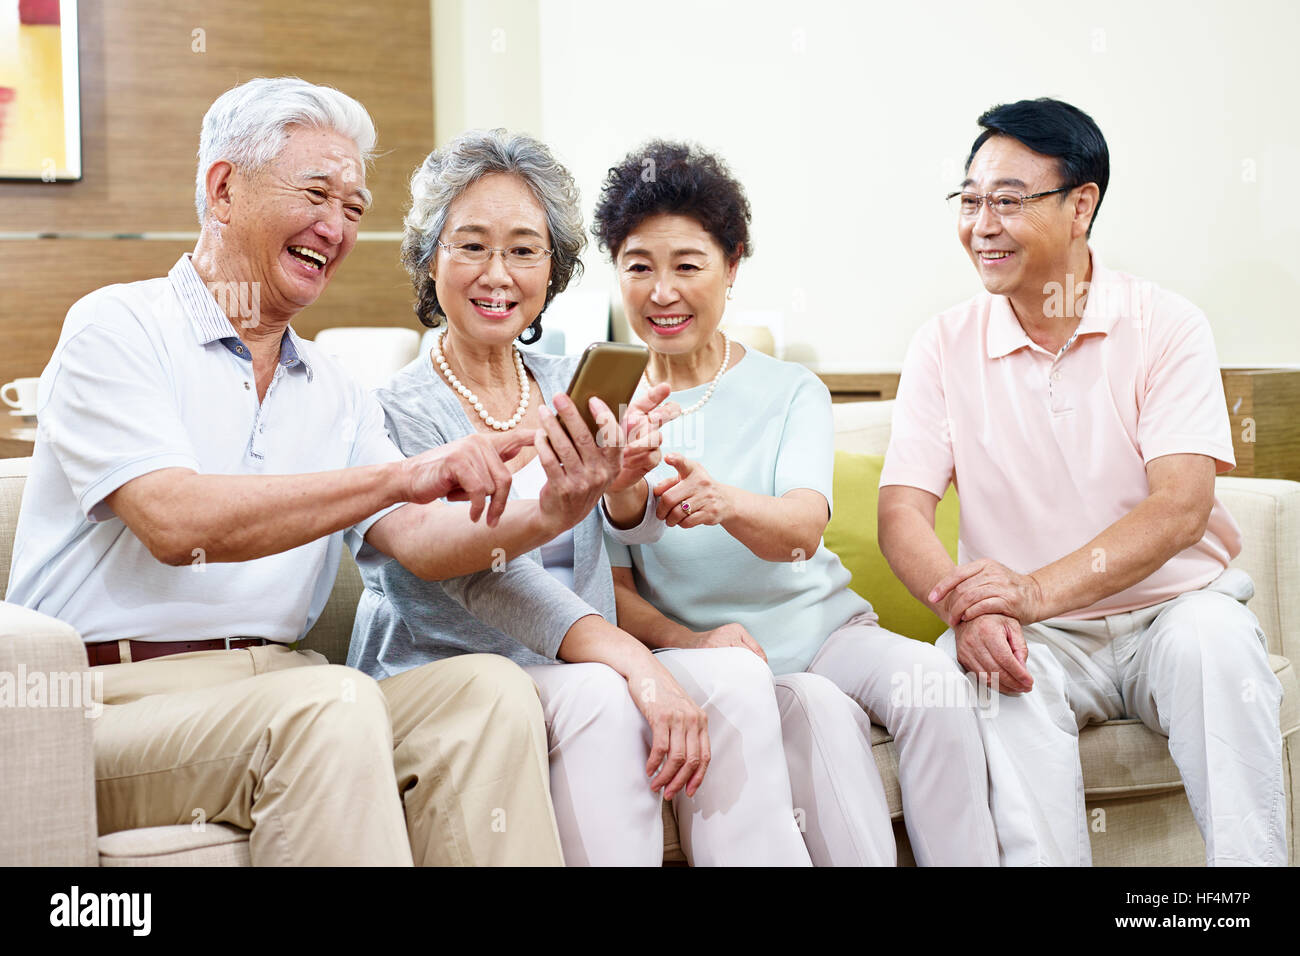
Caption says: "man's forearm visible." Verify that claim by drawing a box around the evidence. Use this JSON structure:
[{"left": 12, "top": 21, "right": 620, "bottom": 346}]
[
  {"left": 878, "top": 500, "right": 958, "bottom": 616},
  {"left": 118, "top": 464, "right": 405, "bottom": 565},
  {"left": 1030, "top": 493, "right": 1206, "bottom": 620}
]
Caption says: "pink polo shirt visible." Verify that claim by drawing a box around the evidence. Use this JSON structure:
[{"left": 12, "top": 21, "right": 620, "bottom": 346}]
[{"left": 880, "top": 250, "right": 1242, "bottom": 621}]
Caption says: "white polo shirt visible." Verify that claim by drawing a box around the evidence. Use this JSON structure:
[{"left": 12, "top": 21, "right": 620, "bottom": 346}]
[{"left": 6, "top": 254, "right": 404, "bottom": 645}]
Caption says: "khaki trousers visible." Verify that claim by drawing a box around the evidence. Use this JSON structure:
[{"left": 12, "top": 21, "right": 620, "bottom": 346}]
[{"left": 92, "top": 644, "right": 563, "bottom": 866}]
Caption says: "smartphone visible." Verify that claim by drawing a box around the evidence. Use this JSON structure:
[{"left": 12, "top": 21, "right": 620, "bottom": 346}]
[{"left": 561, "top": 342, "right": 649, "bottom": 443}]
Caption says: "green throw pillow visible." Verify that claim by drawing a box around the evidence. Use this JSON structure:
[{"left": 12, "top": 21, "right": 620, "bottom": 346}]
[{"left": 823, "top": 451, "right": 960, "bottom": 643}]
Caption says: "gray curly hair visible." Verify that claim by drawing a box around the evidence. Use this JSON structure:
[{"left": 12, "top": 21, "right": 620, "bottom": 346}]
[{"left": 401, "top": 129, "right": 585, "bottom": 342}]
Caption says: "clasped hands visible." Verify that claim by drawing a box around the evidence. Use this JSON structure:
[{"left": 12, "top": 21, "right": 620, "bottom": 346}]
[{"left": 928, "top": 558, "right": 1048, "bottom": 696}]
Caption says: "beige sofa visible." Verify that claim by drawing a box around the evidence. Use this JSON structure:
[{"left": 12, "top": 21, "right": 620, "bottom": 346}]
[{"left": 2, "top": 400, "right": 1296, "bottom": 865}]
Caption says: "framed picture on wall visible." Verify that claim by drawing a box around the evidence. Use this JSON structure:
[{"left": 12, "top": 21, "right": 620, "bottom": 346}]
[{"left": 0, "top": 0, "right": 80, "bottom": 181}]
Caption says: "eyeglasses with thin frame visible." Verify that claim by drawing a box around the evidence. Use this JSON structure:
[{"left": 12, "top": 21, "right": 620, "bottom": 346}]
[
  {"left": 945, "top": 185, "right": 1073, "bottom": 218},
  {"left": 436, "top": 239, "right": 553, "bottom": 270}
]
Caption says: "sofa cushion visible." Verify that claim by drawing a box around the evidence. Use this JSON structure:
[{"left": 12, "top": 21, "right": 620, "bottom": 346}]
[
  {"left": 831, "top": 401, "right": 894, "bottom": 456},
  {"left": 300, "top": 548, "right": 362, "bottom": 665},
  {"left": 824, "top": 451, "right": 959, "bottom": 642},
  {"left": 98, "top": 823, "right": 251, "bottom": 866}
]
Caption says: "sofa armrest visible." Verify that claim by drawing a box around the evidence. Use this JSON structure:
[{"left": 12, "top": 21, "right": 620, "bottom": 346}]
[
  {"left": 0, "top": 602, "right": 98, "bottom": 865},
  {"left": 1216, "top": 476, "right": 1300, "bottom": 662}
]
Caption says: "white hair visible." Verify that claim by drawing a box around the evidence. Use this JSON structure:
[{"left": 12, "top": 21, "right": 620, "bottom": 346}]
[{"left": 194, "top": 77, "right": 377, "bottom": 224}]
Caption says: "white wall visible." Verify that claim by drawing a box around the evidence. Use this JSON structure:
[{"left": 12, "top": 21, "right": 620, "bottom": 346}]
[
  {"left": 436, "top": 0, "right": 1300, "bottom": 368},
  {"left": 433, "top": 0, "right": 541, "bottom": 146}
]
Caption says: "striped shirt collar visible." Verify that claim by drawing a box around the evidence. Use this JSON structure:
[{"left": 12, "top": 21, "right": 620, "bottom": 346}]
[{"left": 167, "top": 253, "right": 313, "bottom": 380}]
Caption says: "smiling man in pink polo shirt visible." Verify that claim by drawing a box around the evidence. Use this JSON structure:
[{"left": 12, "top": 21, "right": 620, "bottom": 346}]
[{"left": 878, "top": 98, "right": 1286, "bottom": 866}]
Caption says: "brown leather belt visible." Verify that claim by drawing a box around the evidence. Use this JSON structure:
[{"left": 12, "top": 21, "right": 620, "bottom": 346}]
[{"left": 86, "top": 637, "right": 271, "bottom": 667}]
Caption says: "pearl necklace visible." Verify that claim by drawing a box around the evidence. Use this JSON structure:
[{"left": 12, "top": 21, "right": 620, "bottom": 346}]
[
  {"left": 431, "top": 328, "right": 530, "bottom": 431},
  {"left": 645, "top": 330, "right": 730, "bottom": 417}
]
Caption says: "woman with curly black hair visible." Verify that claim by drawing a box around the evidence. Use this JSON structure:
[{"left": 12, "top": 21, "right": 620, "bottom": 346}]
[{"left": 597, "top": 140, "right": 1000, "bottom": 866}]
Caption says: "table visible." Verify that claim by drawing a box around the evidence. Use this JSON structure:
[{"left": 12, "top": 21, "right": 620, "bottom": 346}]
[
  {"left": 0, "top": 415, "right": 37, "bottom": 459},
  {"left": 814, "top": 372, "right": 900, "bottom": 403}
]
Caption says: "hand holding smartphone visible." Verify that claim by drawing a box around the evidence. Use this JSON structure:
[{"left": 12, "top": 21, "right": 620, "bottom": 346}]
[{"left": 560, "top": 342, "right": 649, "bottom": 444}]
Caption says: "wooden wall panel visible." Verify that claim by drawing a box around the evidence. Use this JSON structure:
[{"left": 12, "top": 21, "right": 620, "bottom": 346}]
[
  {"left": 290, "top": 241, "right": 424, "bottom": 340},
  {"left": 0, "top": 239, "right": 420, "bottom": 383},
  {"left": 0, "top": 240, "right": 189, "bottom": 384},
  {"left": 1221, "top": 368, "right": 1300, "bottom": 481},
  {"left": 0, "top": 0, "right": 434, "bottom": 232},
  {"left": 0, "top": 0, "right": 434, "bottom": 385}
]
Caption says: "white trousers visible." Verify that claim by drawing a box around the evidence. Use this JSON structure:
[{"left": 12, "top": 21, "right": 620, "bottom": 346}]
[
  {"left": 936, "top": 568, "right": 1286, "bottom": 866},
  {"left": 525, "top": 647, "right": 811, "bottom": 866},
  {"left": 774, "top": 615, "right": 1000, "bottom": 865}
]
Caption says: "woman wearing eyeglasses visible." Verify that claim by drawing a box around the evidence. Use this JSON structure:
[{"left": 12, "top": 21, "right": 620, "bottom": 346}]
[
  {"left": 595, "top": 141, "right": 1000, "bottom": 866},
  {"left": 346, "top": 129, "right": 812, "bottom": 866}
]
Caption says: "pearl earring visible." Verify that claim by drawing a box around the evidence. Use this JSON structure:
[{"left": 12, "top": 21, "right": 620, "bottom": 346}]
[{"left": 726, "top": 286, "right": 734, "bottom": 301}]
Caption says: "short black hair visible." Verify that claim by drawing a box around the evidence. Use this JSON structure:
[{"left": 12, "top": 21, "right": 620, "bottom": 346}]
[
  {"left": 966, "top": 98, "right": 1109, "bottom": 236},
  {"left": 592, "top": 140, "right": 752, "bottom": 261}
]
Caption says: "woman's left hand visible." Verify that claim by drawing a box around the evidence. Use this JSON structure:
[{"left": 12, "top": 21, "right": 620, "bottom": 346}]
[
  {"left": 654, "top": 453, "right": 735, "bottom": 528},
  {"left": 606, "top": 382, "right": 680, "bottom": 495},
  {"left": 693, "top": 622, "right": 767, "bottom": 662}
]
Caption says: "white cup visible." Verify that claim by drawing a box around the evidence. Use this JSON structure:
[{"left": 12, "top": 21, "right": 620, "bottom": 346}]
[{"left": 1, "top": 377, "right": 38, "bottom": 415}]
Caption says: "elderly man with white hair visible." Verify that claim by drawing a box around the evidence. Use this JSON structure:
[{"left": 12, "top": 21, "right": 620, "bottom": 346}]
[{"left": 5, "top": 77, "right": 627, "bottom": 866}]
